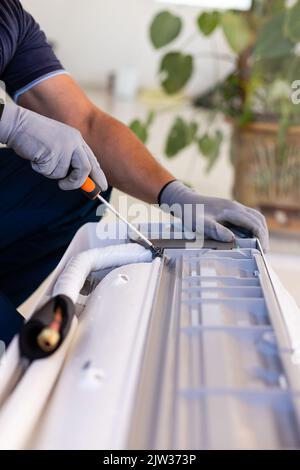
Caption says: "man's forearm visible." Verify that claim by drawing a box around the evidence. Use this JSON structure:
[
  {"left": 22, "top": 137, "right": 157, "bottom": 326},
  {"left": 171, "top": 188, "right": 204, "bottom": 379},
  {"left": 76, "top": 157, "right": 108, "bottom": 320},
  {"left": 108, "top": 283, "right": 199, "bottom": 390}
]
[
  {"left": 16, "top": 75, "right": 269, "bottom": 249},
  {"left": 82, "top": 107, "right": 174, "bottom": 203},
  {"left": 18, "top": 74, "right": 174, "bottom": 203}
]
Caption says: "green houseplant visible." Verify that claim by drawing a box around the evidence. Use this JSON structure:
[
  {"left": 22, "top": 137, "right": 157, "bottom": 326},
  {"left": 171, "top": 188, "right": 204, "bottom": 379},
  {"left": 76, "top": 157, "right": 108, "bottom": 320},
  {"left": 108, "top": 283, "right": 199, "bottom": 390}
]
[{"left": 131, "top": 0, "right": 300, "bottom": 218}]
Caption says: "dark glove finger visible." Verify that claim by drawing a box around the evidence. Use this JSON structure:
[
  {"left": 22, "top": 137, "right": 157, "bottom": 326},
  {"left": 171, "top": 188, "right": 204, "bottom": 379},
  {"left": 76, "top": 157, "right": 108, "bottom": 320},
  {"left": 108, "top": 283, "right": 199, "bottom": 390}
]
[
  {"left": 219, "top": 208, "right": 269, "bottom": 251},
  {"left": 204, "top": 218, "right": 235, "bottom": 243}
]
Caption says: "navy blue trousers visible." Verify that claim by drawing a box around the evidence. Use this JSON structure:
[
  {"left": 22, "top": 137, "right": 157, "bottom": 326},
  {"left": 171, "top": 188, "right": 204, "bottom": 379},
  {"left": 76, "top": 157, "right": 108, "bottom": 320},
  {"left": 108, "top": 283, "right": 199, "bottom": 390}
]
[{"left": 0, "top": 148, "right": 111, "bottom": 345}]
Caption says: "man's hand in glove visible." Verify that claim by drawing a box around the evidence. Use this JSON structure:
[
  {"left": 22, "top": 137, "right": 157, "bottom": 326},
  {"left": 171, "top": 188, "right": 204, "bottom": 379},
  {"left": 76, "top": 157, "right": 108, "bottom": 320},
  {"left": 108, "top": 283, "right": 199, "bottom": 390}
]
[
  {"left": 159, "top": 180, "right": 269, "bottom": 251},
  {"left": 0, "top": 102, "right": 107, "bottom": 191}
]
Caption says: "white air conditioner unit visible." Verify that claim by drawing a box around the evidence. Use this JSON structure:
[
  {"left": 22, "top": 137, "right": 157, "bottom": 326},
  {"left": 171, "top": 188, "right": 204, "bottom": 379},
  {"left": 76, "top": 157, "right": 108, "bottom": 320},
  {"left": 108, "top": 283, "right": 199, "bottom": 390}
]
[{"left": 1, "top": 222, "right": 300, "bottom": 450}]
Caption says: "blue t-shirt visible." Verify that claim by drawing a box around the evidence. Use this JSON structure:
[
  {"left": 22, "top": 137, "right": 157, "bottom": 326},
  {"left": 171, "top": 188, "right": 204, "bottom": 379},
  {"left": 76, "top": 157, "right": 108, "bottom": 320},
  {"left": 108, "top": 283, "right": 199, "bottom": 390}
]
[{"left": 0, "top": 0, "right": 65, "bottom": 100}]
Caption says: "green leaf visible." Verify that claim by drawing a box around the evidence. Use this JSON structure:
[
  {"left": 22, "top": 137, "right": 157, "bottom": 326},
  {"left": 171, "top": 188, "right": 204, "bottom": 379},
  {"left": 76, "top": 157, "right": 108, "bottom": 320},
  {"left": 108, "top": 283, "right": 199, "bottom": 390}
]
[
  {"left": 197, "top": 11, "right": 220, "bottom": 36},
  {"left": 286, "top": 55, "right": 300, "bottom": 83},
  {"left": 146, "top": 110, "right": 155, "bottom": 127},
  {"left": 198, "top": 131, "right": 223, "bottom": 172},
  {"left": 270, "top": 0, "right": 286, "bottom": 15},
  {"left": 285, "top": 0, "right": 300, "bottom": 42},
  {"left": 160, "top": 52, "right": 193, "bottom": 94},
  {"left": 165, "top": 117, "right": 198, "bottom": 158},
  {"left": 150, "top": 11, "right": 182, "bottom": 49},
  {"left": 221, "top": 12, "right": 252, "bottom": 54},
  {"left": 130, "top": 110, "right": 155, "bottom": 144},
  {"left": 129, "top": 119, "right": 148, "bottom": 144},
  {"left": 254, "top": 13, "right": 293, "bottom": 59}
]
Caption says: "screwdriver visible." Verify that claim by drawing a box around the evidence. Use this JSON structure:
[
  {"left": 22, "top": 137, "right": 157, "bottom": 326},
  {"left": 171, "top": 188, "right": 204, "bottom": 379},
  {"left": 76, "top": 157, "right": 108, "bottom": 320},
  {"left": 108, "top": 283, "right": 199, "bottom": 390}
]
[{"left": 81, "top": 177, "right": 163, "bottom": 258}]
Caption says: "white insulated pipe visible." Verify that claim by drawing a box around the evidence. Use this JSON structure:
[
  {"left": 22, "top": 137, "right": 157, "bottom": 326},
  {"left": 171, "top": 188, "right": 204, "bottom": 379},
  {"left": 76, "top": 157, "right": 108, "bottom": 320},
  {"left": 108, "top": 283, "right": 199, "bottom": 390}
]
[
  {"left": 0, "top": 243, "right": 154, "bottom": 449},
  {"left": 53, "top": 243, "right": 153, "bottom": 305}
]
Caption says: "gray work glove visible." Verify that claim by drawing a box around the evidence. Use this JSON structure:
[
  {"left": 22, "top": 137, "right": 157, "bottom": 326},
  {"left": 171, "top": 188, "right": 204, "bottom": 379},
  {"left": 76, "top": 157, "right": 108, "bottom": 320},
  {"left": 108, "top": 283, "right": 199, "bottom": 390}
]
[
  {"left": 0, "top": 102, "right": 107, "bottom": 191},
  {"left": 160, "top": 180, "right": 269, "bottom": 251}
]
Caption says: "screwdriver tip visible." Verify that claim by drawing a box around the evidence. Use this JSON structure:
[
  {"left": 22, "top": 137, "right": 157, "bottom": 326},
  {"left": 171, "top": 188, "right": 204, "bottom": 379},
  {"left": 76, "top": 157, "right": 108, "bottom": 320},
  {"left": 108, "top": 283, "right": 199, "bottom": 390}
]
[{"left": 150, "top": 246, "right": 164, "bottom": 259}]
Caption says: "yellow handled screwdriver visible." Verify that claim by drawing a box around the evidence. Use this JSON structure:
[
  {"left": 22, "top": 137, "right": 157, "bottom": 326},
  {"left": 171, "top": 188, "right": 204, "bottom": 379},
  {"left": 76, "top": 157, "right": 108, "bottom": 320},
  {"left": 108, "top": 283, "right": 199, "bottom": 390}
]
[{"left": 81, "top": 177, "right": 163, "bottom": 258}]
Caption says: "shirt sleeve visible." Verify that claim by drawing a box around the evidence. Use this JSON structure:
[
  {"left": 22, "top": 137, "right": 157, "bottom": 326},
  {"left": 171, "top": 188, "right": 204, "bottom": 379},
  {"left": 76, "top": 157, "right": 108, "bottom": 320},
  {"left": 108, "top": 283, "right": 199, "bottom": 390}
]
[{"left": 0, "top": 0, "right": 66, "bottom": 100}]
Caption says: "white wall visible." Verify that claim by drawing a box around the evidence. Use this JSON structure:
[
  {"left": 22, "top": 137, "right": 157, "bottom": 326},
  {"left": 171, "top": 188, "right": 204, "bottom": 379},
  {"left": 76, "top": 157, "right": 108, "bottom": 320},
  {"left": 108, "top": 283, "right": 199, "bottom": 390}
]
[{"left": 22, "top": 0, "right": 233, "bottom": 94}]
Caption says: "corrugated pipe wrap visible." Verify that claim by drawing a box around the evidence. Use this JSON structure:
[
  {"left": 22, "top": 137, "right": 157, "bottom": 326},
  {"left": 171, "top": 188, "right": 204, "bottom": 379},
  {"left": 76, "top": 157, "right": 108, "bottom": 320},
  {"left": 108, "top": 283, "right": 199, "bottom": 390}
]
[{"left": 53, "top": 243, "right": 153, "bottom": 304}]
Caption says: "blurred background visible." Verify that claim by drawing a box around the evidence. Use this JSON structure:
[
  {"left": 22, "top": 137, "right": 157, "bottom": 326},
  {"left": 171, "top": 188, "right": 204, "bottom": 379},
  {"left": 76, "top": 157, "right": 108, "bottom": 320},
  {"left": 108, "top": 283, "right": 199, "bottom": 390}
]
[{"left": 21, "top": 0, "right": 300, "bottom": 305}]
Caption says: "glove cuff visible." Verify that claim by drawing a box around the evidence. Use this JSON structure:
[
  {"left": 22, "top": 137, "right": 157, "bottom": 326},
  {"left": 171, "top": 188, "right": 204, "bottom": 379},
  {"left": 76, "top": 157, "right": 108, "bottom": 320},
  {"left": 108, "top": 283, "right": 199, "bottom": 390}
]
[
  {"left": 159, "top": 180, "right": 195, "bottom": 207},
  {"left": 157, "top": 179, "right": 176, "bottom": 205},
  {"left": 0, "top": 102, "right": 21, "bottom": 145}
]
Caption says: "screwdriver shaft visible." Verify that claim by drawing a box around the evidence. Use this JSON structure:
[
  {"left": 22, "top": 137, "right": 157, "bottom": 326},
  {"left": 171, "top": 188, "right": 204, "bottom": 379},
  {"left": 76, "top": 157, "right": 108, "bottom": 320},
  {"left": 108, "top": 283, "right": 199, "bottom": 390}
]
[{"left": 96, "top": 194, "right": 155, "bottom": 251}]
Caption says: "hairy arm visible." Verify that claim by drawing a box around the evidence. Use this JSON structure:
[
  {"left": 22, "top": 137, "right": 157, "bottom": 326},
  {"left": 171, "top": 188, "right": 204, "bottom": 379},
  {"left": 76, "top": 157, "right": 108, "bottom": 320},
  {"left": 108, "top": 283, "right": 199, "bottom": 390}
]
[{"left": 18, "top": 74, "right": 174, "bottom": 203}]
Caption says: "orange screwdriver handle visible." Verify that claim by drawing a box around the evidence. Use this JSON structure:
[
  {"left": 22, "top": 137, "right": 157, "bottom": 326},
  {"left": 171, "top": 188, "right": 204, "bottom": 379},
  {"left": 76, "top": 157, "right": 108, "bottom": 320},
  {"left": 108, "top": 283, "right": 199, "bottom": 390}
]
[{"left": 81, "top": 177, "right": 101, "bottom": 200}]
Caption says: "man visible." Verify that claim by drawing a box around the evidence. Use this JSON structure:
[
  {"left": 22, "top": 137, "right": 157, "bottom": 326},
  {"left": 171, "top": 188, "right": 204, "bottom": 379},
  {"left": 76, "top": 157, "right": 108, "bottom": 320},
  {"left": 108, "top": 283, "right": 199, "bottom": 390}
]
[{"left": 0, "top": 0, "right": 268, "bottom": 344}]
